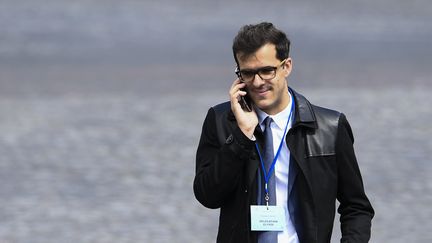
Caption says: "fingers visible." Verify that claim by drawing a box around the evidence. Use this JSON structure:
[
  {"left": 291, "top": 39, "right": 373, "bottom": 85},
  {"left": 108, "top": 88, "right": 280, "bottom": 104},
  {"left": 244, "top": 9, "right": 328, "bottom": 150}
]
[
  {"left": 228, "top": 79, "right": 258, "bottom": 138},
  {"left": 229, "top": 79, "right": 246, "bottom": 102}
]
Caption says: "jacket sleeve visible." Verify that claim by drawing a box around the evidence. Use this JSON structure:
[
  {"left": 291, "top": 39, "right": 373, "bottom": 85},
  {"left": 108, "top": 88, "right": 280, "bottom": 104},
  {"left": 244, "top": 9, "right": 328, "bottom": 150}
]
[
  {"left": 336, "top": 114, "right": 374, "bottom": 243},
  {"left": 193, "top": 107, "right": 255, "bottom": 209}
]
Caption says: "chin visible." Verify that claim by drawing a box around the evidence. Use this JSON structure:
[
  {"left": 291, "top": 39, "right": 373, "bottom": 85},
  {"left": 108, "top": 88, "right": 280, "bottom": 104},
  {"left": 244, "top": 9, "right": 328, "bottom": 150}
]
[{"left": 254, "top": 100, "right": 273, "bottom": 112}]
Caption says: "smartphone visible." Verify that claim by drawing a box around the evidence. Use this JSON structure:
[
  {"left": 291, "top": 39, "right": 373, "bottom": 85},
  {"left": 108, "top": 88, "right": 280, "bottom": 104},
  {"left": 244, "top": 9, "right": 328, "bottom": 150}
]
[{"left": 239, "top": 88, "right": 252, "bottom": 112}]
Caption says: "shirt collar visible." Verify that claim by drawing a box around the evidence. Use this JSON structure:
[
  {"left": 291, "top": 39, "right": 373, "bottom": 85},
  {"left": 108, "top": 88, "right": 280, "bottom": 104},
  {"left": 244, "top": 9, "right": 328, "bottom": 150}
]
[{"left": 256, "top": 92, "right": 293, "bottom": 131}]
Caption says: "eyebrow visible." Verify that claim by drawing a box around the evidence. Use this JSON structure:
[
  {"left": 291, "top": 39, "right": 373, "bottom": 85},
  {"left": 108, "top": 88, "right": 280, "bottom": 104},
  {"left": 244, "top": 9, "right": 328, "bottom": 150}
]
[{"left": 240, "top": 66, "right": 275, "bottom": 72}]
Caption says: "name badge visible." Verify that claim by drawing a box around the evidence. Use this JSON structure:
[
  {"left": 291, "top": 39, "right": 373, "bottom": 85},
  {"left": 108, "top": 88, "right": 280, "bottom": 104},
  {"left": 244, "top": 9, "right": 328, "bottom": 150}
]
[{"left": 250, "top": 205, "right": 286, "bottom": 231}]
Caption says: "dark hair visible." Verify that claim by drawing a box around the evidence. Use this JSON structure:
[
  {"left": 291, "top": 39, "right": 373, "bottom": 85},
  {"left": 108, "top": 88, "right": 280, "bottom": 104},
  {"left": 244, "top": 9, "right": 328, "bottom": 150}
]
[{"left": 232, "top": 22, "right": 290, "bottom": 67}]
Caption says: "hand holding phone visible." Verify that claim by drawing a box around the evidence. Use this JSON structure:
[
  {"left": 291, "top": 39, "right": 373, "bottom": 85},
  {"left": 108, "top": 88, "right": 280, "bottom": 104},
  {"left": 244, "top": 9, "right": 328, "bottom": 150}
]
[{"left": 230, "top": 76, "right": 258, "bottom": 139}]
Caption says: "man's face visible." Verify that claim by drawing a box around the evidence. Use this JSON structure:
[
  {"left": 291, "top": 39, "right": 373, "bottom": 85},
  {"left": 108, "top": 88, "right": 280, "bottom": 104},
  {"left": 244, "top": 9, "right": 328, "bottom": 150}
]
[{"left": 237, "top": 43, "right": 292, "bottom": 115}]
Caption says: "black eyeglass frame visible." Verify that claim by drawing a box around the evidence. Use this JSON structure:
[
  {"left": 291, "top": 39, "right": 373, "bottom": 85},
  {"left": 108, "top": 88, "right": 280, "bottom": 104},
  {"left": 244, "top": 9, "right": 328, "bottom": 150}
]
[{"left": 235, "top": 59, "right": 287, "bottom": 83}]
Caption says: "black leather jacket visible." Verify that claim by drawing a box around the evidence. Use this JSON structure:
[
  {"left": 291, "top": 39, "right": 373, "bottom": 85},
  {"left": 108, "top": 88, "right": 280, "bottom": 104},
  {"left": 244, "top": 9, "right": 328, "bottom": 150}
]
[{"left": 194, "top": 88, "right": 374, "bottom": 243}]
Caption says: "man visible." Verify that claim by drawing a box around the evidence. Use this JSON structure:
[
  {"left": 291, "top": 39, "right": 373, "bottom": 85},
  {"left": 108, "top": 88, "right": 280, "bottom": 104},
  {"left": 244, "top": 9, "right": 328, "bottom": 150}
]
[{"left": 193, "top": 22, "right": 374, "bottom": 243}]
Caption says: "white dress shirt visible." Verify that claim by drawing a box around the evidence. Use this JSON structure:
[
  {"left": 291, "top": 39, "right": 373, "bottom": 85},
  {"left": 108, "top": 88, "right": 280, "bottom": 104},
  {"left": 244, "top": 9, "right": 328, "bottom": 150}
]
[{"left": 256, "top": 92, "right": 299, "bottom": 243}]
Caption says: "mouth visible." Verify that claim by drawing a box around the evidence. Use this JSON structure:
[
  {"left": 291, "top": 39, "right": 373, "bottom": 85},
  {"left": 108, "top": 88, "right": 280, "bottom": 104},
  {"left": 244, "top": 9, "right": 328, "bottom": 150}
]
[{"left": 253, "top": 87, "right": 271, "bottom": 97}]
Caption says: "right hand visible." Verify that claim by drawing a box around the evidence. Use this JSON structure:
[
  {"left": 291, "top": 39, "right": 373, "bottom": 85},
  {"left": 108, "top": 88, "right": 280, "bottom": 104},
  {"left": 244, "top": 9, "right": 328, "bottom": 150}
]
[{"left": 229, "top": 79, "right": 258, "bottom": 139}]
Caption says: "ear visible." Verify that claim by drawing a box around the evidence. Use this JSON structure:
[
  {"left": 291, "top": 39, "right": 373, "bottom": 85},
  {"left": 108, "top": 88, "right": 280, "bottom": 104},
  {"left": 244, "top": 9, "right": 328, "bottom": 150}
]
[{"left": 283, "top": 58, "right": 293, "bottom": 78}]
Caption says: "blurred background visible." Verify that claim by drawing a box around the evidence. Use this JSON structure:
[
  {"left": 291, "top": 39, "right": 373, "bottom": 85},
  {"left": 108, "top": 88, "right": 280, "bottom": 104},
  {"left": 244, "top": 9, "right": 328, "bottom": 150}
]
[{"left": 0, "top": 0, "right": 431, "bottom": 242}]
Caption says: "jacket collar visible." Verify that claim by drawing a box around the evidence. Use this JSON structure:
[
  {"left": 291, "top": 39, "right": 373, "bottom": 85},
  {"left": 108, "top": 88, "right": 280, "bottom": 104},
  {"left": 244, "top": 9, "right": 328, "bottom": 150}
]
[{"left": 289, "top": 87, "right": 317, "bottom": 130}]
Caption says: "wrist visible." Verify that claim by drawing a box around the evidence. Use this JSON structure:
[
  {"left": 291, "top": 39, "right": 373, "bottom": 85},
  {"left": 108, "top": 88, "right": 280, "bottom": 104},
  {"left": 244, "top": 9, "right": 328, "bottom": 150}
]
[{"left": 240, "top": 127, "right": 255, "bottom": 140}]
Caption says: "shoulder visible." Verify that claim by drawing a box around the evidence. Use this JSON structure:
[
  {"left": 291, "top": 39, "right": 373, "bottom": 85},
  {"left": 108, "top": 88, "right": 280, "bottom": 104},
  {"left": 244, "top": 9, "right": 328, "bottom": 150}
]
[
  {"left": 291, "top": 89, "right": 352, "bottom": 157},
  {"left": 310, "top": 104, "right": 354, "bottom": 144},
  {"left": 212, "top": 101, "right": 231, "bottom": 116},
  {"left": 311, "top": 104, "right": 342, "bottom": 127},
  {"left": 291, "top": 88, "right": 342, "bottom": 128},
  {"left": 201, "top": 101, "right": 235, "bottom": 139},
  {"left": 207, "top": 101, "right": 236, "bottom": 123}
]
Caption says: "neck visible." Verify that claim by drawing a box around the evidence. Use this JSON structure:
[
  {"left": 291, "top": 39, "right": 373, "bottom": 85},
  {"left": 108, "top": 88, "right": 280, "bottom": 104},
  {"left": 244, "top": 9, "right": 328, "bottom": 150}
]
[{"left": 265, "top": 90, "right": 291, "bottom": 116}]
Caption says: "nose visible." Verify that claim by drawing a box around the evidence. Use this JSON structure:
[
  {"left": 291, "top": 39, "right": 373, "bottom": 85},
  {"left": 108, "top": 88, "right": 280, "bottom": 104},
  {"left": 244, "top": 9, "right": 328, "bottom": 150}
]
[{"left": 251, "top": 73, "right": 265, "bottom": 87}]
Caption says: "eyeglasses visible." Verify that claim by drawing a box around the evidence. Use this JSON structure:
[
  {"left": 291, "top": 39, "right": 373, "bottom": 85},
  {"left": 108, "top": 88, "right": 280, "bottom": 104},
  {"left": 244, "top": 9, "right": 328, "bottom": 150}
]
[{"left": 235, "top": 59, "right": 287, "bottom": 83}]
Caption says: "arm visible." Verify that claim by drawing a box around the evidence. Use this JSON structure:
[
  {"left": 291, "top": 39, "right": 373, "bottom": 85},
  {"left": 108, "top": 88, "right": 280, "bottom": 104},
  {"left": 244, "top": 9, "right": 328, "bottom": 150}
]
[
  {"left": 193, "top": 107, "right": 255, "bottom": 209},
  {"left": 193, "top": 79, "right": 258, "bottom": 209},
  {"left": 336, "top": 114, "right": 375, "bottom": 243}
]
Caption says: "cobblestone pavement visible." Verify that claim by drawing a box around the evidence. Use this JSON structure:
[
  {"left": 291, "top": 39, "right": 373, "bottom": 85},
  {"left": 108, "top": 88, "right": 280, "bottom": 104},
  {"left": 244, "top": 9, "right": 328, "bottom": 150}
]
[{"left": 0, "top": 87, "right": 430, "bottom": 243}]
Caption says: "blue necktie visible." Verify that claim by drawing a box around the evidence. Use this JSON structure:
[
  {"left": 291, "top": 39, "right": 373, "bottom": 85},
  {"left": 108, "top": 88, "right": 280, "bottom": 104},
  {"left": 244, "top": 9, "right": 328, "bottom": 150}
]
[{"left": 258, "top": 117, "right": 277, "bottom": 243}]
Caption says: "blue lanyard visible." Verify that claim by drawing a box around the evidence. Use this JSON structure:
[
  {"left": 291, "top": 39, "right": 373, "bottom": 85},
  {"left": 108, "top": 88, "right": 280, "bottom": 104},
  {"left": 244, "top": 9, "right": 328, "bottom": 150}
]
[{"left": 255, "top": 97, "right": 295, "bottom": 203}]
